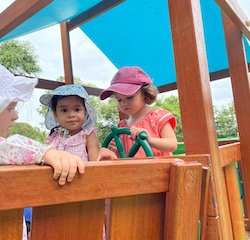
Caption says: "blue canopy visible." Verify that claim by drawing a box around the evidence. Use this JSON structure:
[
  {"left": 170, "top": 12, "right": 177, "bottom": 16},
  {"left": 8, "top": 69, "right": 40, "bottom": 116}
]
[
  {"left": 80, "top": 0, "right": 250, "bottom": 86},
  {"left": 1, "top": 0, "right": 250, "bottom": 87}
]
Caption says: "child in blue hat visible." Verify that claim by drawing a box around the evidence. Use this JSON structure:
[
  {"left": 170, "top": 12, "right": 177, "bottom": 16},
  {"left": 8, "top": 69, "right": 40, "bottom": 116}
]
[{"left": 40, "top": 84, "right": 117, "bottom": 161}]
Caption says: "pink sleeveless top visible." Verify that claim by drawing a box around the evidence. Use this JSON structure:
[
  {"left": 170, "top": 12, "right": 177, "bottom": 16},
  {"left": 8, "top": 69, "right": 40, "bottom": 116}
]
[
  {"left": 45, "top": 127, "right": 97, "bottom": 162},
  {"left": 118, "top": 108, "right": 176, "bottom": 158}
]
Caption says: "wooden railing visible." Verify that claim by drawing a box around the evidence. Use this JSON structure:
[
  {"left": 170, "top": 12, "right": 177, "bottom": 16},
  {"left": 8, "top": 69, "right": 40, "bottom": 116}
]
[{"left": 0, "top": 158, "right": 202, "bottom": 240}]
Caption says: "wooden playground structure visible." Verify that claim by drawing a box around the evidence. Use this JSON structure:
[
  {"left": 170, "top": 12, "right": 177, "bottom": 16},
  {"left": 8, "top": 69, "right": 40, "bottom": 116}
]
[{"left": 0, "top": 0, "right": 250, "bottom": 239}]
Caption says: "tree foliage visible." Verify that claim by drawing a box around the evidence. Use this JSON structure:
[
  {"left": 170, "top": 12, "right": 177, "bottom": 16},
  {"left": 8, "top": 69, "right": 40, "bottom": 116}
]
[
  {"left": 9, "top": 122, "right": 47, "bottom": 144},
  {"left": 0, "top": 39, "right": 42, "bottom": 75},
  {"left": 214, "top": 101, "right": 237, "bottom": 138}
]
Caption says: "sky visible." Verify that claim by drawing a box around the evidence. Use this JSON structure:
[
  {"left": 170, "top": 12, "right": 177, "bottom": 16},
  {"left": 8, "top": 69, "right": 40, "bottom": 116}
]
[{"left": 0, "top": 0, "right": 250, "bottom": 130}]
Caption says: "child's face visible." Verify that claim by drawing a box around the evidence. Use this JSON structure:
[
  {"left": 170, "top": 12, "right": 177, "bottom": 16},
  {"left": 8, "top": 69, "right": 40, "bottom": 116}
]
[
  {"left": 114, "top": 90, "right": 145, "bottom": 116},
  {"left": 54, "top": 96, "right": 86, "bottom": 136},
  {"left": 0, "top": 102, "right": 18, "bottom": 138}
]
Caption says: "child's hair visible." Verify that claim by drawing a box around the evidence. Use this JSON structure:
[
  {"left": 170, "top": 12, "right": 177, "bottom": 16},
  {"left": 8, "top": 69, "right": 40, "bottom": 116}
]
[
  {"left": 140, "top": 84, "right": 158, "bottom": 105},
  {"left": 50, "top": 95, "right": 85, "bottom": 111}
]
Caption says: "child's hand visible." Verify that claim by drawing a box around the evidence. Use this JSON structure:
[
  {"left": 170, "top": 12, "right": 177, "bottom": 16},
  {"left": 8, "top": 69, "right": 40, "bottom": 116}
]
[
  {"left": 130, "top": 126, "right": 150, "bottom": 140},
  {"left": 108, "top": 139, "right": 117, "bottom": 152},
  {"left": 43, "top": 149, "right": 85, "bottom": 186},
  {"left": 96, "top": 147, "right": 117, "bottom": 161}
]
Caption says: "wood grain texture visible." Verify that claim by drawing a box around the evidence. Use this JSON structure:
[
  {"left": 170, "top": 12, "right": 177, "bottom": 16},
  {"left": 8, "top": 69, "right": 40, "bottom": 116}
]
[
  {"left": 219, "top": 142, "right": 242, "bottom": 167},
  {"left": 0, "top": 209, "right": 23, "bottom": 240},
  {"left": 32, "top": 200, "right": 105, "bottom": 240},
  {"left": 0, "top": 160, "right": 174, "bottom": 210},
  {"left": 168, "top": 0, "right": 233, "bottom": 238},
  {"left": 215, "top": 0, "right": 250, "bottom": 41},
  {"left": 222, "top": 8, "right": 250, "bottom": 232},
  {"left": 0, "top": 0, "right": 53, "bottom": 39},
  {"left": 207, "top": 216, "right": 220, "bottom": 240},
  {"left": 166, "top": 161, "right": 202, "bottom": 239},
  {"left": 60, "top": 22, "right": 73, "bottom": 85},
  {"left": 224, "top": 163, "right": 246, "bottom": 240},
  {"left": 109, "top": 193, "right": 166, "bottom": 240}
]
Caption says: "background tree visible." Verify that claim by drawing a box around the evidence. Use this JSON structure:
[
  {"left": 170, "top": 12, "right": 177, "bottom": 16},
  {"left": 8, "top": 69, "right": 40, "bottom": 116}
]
[
  {"left": 153, "top": 95, "right": 183, "bottom": 142},
  {"left": 214, "top": 101, "right": 237, "bottom": 138},
  {"left": 0, "top": 39, "right": 42, "bottom": 75},
  {"left": 9, "top": 122, "right": 47, "bottom": 144}
]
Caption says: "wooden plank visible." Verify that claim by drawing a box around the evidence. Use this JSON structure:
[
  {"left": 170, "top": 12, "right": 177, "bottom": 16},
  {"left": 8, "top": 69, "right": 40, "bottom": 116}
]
[
  {"left": 69, "top": 0, "right": 125, "bottom": 31},
  {"left": 215, "top": 0, "right": 250, "bottom": 41},
  {"left": 206, "top": 216, "right": 220, "bottom": 240},
  {"left": 224, "top": 163, "right": 246, "bottom": 240},
  {"left": 0, "top": 0, "right": 53, "bottom": 39},
  {"left": 200, "top": 167, "right": 210, "bottom": 240},
  {"left": 32, "top": 200, "right": 105, "bottom": 240},
  {"left": 219, "top": 142, "right": 242, "bottom": 167},
  {"left": 166, "top": 161, "right": 202, "bottom": 239},
  {"left": 0, "top": 209, "right": 23, "bottom": 240},
  {"left": 60, "top": 22, "right": 73, "bottom": 85},
  {"left": 0, "top": 160, "right": 176, "bottom": 210},
  {"left": 222, "top": 8, "right": 250, "bottom": 231},
  {"left": 167, "top": 0, "right": 233, "bottom": 238},
  {"left": 109, "top": 193, "right": 165, "bottom": 239}
]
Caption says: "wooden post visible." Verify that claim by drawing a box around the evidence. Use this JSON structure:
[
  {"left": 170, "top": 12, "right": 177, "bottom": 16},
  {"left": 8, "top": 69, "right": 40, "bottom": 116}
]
[
  {"left": 222, "top": 8, "right": 250, "bottom": 231},
  {"left": 60, "top": 21, "right": 74, "bottom": 85},
  {"left": 168, "top": 0, "right": 233, "bottom": 239}
]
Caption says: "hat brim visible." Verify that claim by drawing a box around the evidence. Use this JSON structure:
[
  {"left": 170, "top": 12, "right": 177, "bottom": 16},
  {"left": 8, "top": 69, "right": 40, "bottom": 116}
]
[{"left": 100, "top": 83, "right": 141, "bottom": 100}]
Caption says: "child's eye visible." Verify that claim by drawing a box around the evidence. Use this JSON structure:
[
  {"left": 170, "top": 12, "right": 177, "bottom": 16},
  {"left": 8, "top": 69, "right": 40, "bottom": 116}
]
[
  {"left": 127, "top": 96, "right": 133, "bottom": 100},
  {"left": 61, "top": 109, "right": 67, "bottom": 113},
  {"left": 75, "top": 108, "right": 81, "bottom": 112}
]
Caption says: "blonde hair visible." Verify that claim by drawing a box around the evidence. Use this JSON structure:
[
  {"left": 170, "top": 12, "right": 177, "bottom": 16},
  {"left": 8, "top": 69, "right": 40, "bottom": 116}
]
[{"left": 140, "top": 84, "right": 158, "bottom": 105}]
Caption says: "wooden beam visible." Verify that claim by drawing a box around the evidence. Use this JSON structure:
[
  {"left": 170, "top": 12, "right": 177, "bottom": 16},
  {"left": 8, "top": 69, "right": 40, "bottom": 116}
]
[
  {"left": 214, "top": 0, "right": 250, "bottom": 41},
  {"left": 0, "top": 0, "right": 53, "bottom": 39},
  {"left": 68, "top": 0, "right": 125, "bottom": 31},
  {"left": 0, "top": 159, "right": 181, "bottom": 210},
  {"left": 219, "top": 142, "right": 242, "bottom": 167},
  {"left": 167, "top": 0, "right": 233, "bottom": 238},
  {"left": 222, "top": 8, "right": 250, "bottom": 232},
  {"left": 60, "top": 22, "right": 74, "bottom": 85}
]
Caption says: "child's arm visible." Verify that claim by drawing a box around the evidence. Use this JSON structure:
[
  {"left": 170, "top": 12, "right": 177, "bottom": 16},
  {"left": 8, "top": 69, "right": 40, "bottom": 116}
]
[
  {"left": 86, "top": 132, "right": 117, "bottom": 161},
  {"left": 130, "top": 123, "right": 177, "bottom": 153},
  {"left": 86, "top": 132, "right": 100, "bottom": 161},
  {"left": 0, "top": 135, "right": 85, "bottom": 185}
]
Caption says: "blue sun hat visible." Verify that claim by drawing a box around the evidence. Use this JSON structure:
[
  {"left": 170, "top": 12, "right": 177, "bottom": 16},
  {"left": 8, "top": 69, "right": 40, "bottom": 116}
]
[{"left": 40, "top": 84, "right": 96, "bottom": 131}]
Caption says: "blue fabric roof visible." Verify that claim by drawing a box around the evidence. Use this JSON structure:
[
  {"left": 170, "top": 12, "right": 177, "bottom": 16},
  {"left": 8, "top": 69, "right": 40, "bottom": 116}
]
[
  {"left": 0, "top": 0, "right": 102, "bottom": 42},
  {"left": 1, "top": 0, "right": 250, "bottom": 87},
  {"left": 80, "top": 0, "right": 250, "bottom": 86}
]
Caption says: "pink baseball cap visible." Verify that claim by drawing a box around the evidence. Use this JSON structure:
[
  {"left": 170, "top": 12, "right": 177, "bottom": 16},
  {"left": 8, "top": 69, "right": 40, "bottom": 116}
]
[{"left": 100, "top": 66, "right": 152, "bottom": 100}]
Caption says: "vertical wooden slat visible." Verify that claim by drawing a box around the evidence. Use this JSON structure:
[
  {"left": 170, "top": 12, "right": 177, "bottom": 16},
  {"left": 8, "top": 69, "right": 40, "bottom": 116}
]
[
  {"left": 166, "top": 162, "right": 202, "bottom": 239},
  {"left": 109, "top": 193, "right": 166, "bottom": 240},
  {"left": 167, "top": 0, "right": 233, "bottom": 239},
  {"left": 200, "top": 167, "right": 210, "bottom": 240},
  {"left": 224, "top": 163, "right": 246, "bottom": 239},
  {"left": 32, "top": 200, "right": 105, "bottom": 239},
  {"left": 222, "top": 7, "right": 250, "bottom": 231},
  {"left": 0, "top": 209, "right": 23, "bottom": 240},
  {"left": 60, "top": 21, "right": 74, "bottom": 85}
]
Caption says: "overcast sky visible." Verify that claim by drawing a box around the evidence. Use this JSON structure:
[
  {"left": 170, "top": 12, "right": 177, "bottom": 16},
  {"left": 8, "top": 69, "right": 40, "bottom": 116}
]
[{"left": 0, "top": 0, "right": 250, "bottom": 130}]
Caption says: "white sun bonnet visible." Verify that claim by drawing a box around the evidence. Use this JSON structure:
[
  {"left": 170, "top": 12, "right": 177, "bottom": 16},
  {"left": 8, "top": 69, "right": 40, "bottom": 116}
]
[{"left": 0, "top": 64, "right": 38, "bottom": 113}]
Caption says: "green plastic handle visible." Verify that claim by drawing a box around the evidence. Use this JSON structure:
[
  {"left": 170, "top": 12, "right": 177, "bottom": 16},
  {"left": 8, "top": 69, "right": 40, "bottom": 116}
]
[{"left": 102, "top": 126, "right": 154, "bottom": 158}]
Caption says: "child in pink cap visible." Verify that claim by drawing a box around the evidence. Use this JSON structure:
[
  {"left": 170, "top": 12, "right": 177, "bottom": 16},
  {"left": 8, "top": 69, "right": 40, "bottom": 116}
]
[{"left": 100, "top": 66, "right": 177, "bottom": 158}]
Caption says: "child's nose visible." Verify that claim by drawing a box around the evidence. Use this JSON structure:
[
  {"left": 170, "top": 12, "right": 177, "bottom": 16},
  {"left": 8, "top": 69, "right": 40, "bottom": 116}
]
[
  {"left": 12, "top": 111, "right": 18, "bottom": 121},
  {"left": 68, "top": 111, "right": 75, "bottom": 117}
]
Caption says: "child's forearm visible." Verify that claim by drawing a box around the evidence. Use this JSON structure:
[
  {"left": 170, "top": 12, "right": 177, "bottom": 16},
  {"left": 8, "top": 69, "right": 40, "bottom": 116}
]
[{"left": 147, "top": 137, "right": 178, "bottom": 153}]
